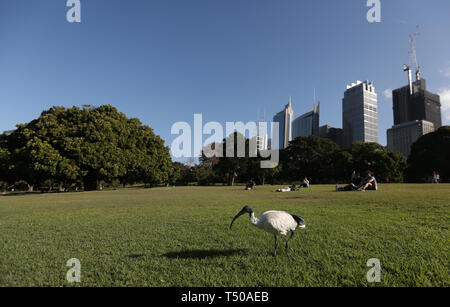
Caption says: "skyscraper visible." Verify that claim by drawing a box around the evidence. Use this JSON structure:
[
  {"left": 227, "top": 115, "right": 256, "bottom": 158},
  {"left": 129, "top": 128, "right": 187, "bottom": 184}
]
[
  {"left": 387, "top": 77, "right": 442, "bottom": 160},
  {"left": 342, "top": 80, "right": 378, "bottom": 148},
  {"left": 255, "top": 110, "right": 268, "bottom": 152},
  {"left": 392, "top": 79, "right": 442, "bottom": 129},
  {"left": 292, "top": 102, "right": 320, "bottom": 139},
  {"left": 387, "top": 27, "right": 443, "bottom": 160},
  {"left": 256, "top": 121, "right": 268, "bottom": 151},
  {"left": 273, "top": 97, "right": 294, "bottom": 150}
]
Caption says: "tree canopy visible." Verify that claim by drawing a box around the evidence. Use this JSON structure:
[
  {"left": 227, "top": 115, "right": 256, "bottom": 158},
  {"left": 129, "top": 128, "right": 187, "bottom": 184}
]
[
  {"left": 175, "top": 134, "right": 406, "bottom": 186},
  {"left": 281, "top": 136, "right": 341, "bottom": 183},
  {"left": 405, "top": 126, "right": 450, "bottom": 183},
  {"left": 0, "top": 105, "right": 175, "bottom": 191},
  {"left": 347, "top": 142, "right": 405, "bottom": 183}
]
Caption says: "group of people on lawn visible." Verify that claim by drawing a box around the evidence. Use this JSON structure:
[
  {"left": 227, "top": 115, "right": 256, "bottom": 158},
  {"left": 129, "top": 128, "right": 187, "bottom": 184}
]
[
  {"left": 245, "top": 177, "right": 310, "bottom": 192},
  {"left": 275, "top": 178, "right": 310, "bottom": 193},
  {"left": 246, "top": 170, "right": 378, "bottom": 192},
  {"left": 335, "top": 170, "right": 378, "bottom": 192}
]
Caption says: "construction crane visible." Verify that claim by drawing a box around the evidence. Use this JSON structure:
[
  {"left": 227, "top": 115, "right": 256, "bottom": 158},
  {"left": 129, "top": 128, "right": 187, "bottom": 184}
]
[{"left": 404, "top": 26, "right": 421, "bottom": 95}]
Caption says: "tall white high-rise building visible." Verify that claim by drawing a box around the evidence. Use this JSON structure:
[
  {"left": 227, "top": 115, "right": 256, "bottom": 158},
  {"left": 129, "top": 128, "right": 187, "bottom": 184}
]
[
  {"left": 342, "top": 80, "right": 378, "bottom": 148},
  {"left": 273, "top": 97, "right": 294, "bottom": 149},
  {"left": 255, "top": 110, "right": 268, "bottom": 151},
  {"left": 256, "top": 121, "right": 268, "bottom": 151}
]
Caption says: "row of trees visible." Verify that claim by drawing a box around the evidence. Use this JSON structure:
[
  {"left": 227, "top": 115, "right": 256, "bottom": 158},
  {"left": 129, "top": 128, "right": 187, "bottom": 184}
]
[
  {"left": 173, "top": 133, "right": 406, "bottom": 186},
  {"left": 1, "top": 105, "right": 447, "bottom": 191},
  {"left": 0, "top": 105, "right": 176, "bottom": 191},
  {"left": 173, "top": 126, "right": 450, "bottom": 186}
]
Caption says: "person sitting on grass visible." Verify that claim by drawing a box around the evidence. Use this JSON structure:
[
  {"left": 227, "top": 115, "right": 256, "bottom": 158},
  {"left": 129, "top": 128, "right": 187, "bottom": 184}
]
[
  {"left": 300, "top": 177, "right": 310, "bottom": 188},
  {"left": 358, "top": 171, "right": 378, "bottom": 191},
  {"left": 432, "top": 171, "right": 440, "bottom": 184},
  {"left": 245, "top": 179, "right": 256, "bottom": 190},
  {"left": 336, "top": 171, "right": 362, "bottom": 191}
]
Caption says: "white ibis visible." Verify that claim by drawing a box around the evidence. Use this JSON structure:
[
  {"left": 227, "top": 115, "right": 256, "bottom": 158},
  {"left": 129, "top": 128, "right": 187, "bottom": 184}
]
[{"left": 230, "top": 206, "right": 306, "bottom": 257}]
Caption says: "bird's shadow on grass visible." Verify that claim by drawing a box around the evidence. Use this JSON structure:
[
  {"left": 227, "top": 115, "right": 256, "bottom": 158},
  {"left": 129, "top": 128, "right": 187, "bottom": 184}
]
[{"left": 161, "top": 249, "right": 247, "bottom": 259}]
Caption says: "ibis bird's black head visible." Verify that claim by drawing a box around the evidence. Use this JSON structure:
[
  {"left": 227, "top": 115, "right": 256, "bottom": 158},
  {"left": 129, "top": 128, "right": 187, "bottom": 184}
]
[
  {"left": 291, "top": 214, "right": 306, "bottom": 229},
  {"left": 230, "top": 206, "right": 253, "bottom": 230}
]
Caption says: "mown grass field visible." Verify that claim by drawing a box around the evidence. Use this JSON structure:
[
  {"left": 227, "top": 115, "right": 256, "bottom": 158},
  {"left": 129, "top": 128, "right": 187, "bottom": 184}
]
[{"left": 0, "top": 184, "right": 449, "bottom": 287}]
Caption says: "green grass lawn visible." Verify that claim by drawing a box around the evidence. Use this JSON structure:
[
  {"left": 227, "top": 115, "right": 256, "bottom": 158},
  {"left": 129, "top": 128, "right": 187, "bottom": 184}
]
[{"left": 0, "top": 184, "right": 449, "bottom": 287}]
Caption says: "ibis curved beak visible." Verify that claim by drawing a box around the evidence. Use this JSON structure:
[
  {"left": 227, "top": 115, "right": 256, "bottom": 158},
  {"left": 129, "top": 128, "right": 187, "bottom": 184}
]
[
  {"left": 230, "top": 206, "right": 253, "bottom": 230},
  {"left": 230, "top": 212, "right": 244, "bottom": 230},
  {"left": 229, "top": 207, "right": 249, "bottom": 230}
]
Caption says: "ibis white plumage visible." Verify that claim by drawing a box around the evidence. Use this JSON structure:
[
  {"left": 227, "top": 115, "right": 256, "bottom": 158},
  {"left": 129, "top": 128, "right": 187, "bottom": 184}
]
[{"left": 230, "top": 206, "right": 306, "bottom": 257}]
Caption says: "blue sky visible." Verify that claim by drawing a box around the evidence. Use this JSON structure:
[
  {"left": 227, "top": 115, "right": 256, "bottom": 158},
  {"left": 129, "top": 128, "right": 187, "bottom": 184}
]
[{"left": 1, "top": 0, "right": 449, "bottom": 154}]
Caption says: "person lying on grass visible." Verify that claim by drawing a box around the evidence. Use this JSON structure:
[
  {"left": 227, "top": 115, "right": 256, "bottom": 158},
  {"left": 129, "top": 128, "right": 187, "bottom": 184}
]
[{"left": 276, "top": 184, "right": 298, "bottom": 192}]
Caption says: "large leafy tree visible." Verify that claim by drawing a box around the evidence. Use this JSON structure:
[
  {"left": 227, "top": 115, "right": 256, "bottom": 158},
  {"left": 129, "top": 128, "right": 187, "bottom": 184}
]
[
  {"left": 4, "top": 105, "right": 174, "bottom": 190},
  {"left": 405, "top": 126, "right": 450, "bottom": 183},
  {"left": 9, "top": 134, "right": 66, "bottom": 191},
  {"left": 118, "top": 120, "right": 173, "bottom": 187}
]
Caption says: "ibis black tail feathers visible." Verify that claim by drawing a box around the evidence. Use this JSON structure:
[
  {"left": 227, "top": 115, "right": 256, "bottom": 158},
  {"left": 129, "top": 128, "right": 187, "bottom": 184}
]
[{"left": 291, "top": 215, "right": 306, "bottom": 229}]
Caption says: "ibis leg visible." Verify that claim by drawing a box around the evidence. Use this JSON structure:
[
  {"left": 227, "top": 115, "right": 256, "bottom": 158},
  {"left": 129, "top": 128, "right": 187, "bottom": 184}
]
[
  {"left": 286, "top": 231, "right": 295, "bottom": 252},
  {"left": 273, "top": 234, "right": 278, "bottom": 257}
]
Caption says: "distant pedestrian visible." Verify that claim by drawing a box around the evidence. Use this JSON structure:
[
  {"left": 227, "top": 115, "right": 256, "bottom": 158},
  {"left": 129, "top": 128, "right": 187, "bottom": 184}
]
[{"left": 432, "top": 171, "right": 440, "bottom": 184}]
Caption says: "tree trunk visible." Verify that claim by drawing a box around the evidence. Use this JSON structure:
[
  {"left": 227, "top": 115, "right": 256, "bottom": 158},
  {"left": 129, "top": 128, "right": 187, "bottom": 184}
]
[{"left": 28, "top": 185, "right": 34, "bottom": 192}]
